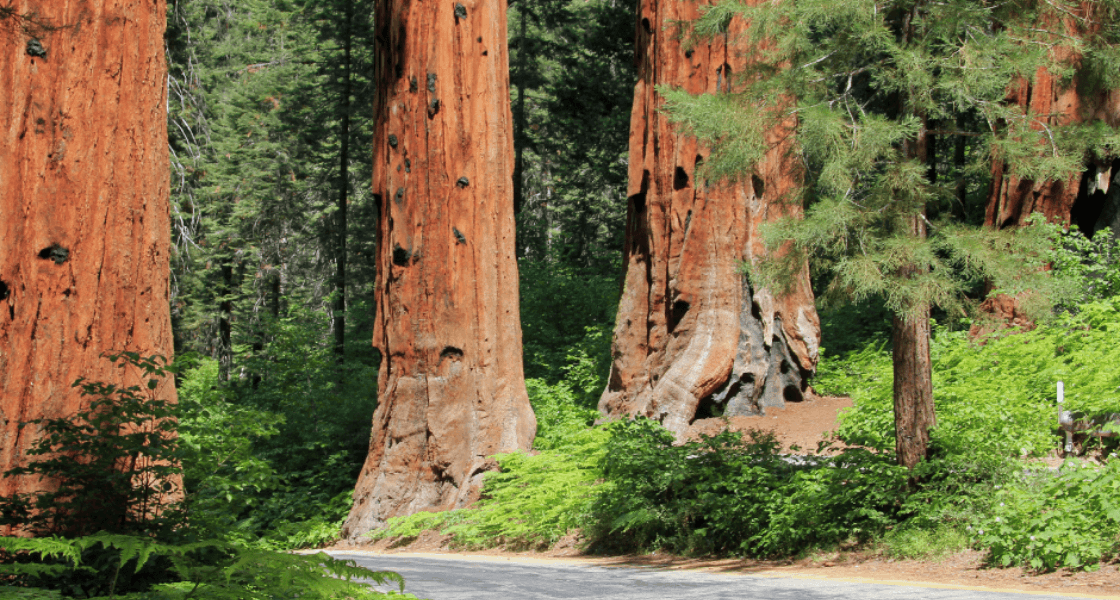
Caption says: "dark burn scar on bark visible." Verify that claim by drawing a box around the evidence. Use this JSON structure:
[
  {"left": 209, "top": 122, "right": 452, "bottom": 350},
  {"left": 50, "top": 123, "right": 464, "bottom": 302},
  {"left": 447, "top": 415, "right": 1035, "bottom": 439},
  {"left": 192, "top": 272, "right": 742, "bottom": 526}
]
[
  {"left": 0, "top": 280, "right": 9, "bottom": 300},
  {"left": 428, "top": 98, "right": 440, "bottom": 116},
  {"left": 38, "top": 244, "right": 68, "bottom": 265},
  {"left": 440, "top": 346, "right": 464, "bottom": 361},
  {"left": 410, "top": 76, "right": 418, "bottom": 92},
  {"left": 26, "top": 39, "right": 47, "bottom": 58},
  {"left": 392, "top": 244, "right": 412, "bottom": 266},
  {"left": 454, "top": 3, "right": 467, "bottom": 20},
  {"left": 456, "top": 176, "right": 469, "bottom": 188},
  {"left": 453, "top": 227, "right": 466, "bottom": 244},
  {"left": 389, "top": 134, "right": 398, "bottom": 148},
  {"left": 404, "top": 159, "right": 411, "bottom": 173},
  {"left": 394, "top": 187, "right": 404, "bottom": 204},
  {"left": 427, "top": 72, "right": 437, "bottom": 93}
]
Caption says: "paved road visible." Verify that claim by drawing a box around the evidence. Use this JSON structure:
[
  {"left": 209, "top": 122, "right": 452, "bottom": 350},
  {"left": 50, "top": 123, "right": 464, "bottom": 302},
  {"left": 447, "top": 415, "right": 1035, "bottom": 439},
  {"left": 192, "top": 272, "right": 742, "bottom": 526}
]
[{"left": 331, "top": 553, "right": 1099, "bottom": 600}]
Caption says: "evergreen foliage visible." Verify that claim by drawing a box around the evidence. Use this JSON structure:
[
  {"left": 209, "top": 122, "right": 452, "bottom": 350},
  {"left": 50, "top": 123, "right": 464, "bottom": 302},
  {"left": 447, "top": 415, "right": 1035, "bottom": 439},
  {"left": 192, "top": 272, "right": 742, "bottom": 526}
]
[
  {"left": 660, "top": 0, "right": 1120, "bottom": 468},
  {"left": 510, "top": 0, "right": 635, "bottom": 271},
  {"left": 660, "top": 0, "right": 1120, "bottom": 317}
]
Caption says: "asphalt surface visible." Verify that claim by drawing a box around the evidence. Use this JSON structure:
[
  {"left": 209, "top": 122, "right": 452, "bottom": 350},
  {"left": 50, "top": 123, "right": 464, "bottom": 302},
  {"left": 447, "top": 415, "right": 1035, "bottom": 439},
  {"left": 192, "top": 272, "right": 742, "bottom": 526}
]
[{"left": 331, "top": 553, "right": 1101, "bottom": 600}]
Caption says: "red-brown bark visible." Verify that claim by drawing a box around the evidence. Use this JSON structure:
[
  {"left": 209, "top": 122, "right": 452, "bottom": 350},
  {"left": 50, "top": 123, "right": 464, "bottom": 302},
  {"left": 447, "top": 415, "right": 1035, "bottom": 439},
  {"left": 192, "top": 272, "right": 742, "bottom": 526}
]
[
  {"left": 598, "top": 0, "right": 820, "bottom": 438},
  {"left": 341, "top": 0, "right": 536, "bottom": 539},
  {"left": 0, "top": 0, "right": 176, "bottom": 524}
]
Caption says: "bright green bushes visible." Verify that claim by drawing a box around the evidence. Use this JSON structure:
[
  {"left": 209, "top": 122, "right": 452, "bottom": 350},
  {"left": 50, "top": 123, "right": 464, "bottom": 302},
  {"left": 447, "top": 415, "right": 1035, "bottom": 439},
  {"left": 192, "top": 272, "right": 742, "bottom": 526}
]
[
  {"left": 588, "top": 418, "right": 908, "bottom": 556},
  {"left": 0, "top": 353, "right": 414, "bottom": 598},
  {"left": 980, "top": 460, "right": 1120, "bottom": 571},
  {"left": 173, "top": 301, "right": 380, "bottom": 548},
  {"left": 821, "top": 300, "right": 1120, "bottom": 458}
]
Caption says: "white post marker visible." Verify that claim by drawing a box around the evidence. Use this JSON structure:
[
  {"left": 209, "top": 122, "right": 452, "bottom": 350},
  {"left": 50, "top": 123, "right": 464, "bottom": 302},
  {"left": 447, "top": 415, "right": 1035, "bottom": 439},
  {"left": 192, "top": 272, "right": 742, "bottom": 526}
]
[{"left": 1058, "top": 381, "right": 1072, "bottom": 454}]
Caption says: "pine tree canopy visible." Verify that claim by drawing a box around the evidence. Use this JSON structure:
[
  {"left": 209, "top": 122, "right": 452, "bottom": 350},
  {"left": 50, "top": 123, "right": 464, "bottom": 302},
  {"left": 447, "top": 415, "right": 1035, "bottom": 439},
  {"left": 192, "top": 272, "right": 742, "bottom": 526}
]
[{"left": 660, "top": 0, "right": 1120, "bottom": 321}]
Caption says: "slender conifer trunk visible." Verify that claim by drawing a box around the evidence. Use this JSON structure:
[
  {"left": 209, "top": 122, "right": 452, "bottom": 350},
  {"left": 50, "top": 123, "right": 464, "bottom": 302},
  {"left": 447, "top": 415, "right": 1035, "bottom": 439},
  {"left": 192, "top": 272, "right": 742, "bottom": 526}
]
[
  {"left": 333, "top": 1, "right": 353, "bottom": 363},
  {"left": 891, "top": 288, "right": 935, "bottom": 470}
]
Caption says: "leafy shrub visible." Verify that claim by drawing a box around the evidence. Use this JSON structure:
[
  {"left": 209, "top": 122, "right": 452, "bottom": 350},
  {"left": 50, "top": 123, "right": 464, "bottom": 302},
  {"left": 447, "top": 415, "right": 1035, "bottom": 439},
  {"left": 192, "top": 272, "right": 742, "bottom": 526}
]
[
  {"left": 822, "top": 301, "right": 1120, "bottom": 458},
  {"left": 588, "top": 418, "right": 908, "bottom": 557},
  {"left": 176, "top": 357, "right": 281, "bottom": 535},
  {"left": 0, "top": 353, "right": 183, "bottom": 540},
  {"left": 980, "top": 459, "right": 1120, "bottom": 571},
  {"left": 0, "top": 353, "right": 412, "bottom": 598}
]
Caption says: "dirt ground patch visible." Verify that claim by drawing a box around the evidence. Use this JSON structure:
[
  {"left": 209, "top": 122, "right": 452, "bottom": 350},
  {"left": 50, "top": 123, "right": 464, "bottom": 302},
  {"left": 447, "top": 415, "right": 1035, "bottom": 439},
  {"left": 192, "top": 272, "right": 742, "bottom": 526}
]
[{"left": 683, "top": 392, "right": 854, "bottom": 452}]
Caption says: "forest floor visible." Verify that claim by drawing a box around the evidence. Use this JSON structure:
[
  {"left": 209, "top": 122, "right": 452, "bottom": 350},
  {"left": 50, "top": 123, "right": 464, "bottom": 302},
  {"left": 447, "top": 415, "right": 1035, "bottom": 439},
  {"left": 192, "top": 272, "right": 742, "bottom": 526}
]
[{"left": 337, "top": 394, "right": 1120, "bottom": 598}]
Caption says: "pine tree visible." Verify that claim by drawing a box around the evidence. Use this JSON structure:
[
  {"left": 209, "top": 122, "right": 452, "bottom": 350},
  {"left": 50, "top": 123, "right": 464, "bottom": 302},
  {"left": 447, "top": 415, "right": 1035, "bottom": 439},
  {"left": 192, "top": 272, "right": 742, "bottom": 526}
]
[{"left": 661, "top": 0, "right": 1120, "bottom": 468}]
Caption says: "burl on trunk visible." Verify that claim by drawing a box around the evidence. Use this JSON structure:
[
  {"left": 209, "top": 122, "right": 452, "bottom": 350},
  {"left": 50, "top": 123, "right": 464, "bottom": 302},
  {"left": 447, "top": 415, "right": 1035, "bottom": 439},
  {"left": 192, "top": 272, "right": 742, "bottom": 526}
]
[
  {"left": 598, "top": 0, "right": 820, "bottom": 438},
  {"left": 341, "top": 0, "right": 535, "bottom": 539},
  {"left": 0, "top": 0, "right": 176, "bottom": 517}
]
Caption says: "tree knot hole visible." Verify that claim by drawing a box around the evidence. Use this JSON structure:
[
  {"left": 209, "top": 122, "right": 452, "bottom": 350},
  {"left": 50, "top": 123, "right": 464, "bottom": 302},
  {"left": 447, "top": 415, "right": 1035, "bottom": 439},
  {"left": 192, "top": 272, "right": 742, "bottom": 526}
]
[
  {"left": 669, "top": 299, "right": 690, "bottom": 332},
  {"left": 453, "top": 227, "right": 467, "bottom": 245},
  {"left": 394, "top": 187, "right": 405, "bottom": 204},
  {"left": 454, "top": 3, "right": 467, "bottom": 21},
  {"left": 673, "top": 166, "right": 690, "bottom": 191},
  {"left": 428, "top": 98, "right": 440, "bottom": 116},
  {"left": 388, "top": 134, "right": 398, "bottom": 148},
  {"left": 751, "top": 173, "right": 765, "bottom": 198},
  {"left": 440, "top": 346, "right": 464, "bottom": 362},
  {"left": 456, "top": 176, "right": 469, "bottom": 188},
  {"left": 38, "top": 244, "right": 68, "bottom": 265},
  {"left": 0, "top": 279, "right": 9, "bottom": 301},
  {"left": 427, "top": 72, "right": 437, "bottom": 93}
]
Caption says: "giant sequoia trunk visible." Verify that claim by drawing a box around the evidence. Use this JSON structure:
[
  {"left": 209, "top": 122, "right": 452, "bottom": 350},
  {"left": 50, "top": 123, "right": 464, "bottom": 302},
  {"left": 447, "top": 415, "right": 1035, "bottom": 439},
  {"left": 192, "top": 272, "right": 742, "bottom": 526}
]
[
  {"left": 341, "top": 0, "right": 536, "bottom": 539},
  {"left": 0, "top": 0, "right": 176, "bottom": 517},
  {"left": 598, "top": 0, "right": 820, "bottom": 438},
  {"left": 981, "top": 5, "right": 1120, "bottom": 331},
  {"left": 987, "top": 69, "right": 1120, "bottom": 232}
]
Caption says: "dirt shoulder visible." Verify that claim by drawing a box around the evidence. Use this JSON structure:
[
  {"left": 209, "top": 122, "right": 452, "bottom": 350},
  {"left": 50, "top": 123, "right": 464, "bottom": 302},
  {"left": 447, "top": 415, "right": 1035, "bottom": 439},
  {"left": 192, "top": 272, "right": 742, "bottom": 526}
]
[{"left": 332, "top": 534, "right": 1120, "bottom": 599}]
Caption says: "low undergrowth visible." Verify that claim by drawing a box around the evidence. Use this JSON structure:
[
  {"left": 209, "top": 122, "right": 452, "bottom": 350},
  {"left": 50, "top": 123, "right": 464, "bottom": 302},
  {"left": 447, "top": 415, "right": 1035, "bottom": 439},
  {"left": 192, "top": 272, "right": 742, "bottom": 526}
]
[{"left": 369, "top": 290, "right": 1120, "bottom": 572}]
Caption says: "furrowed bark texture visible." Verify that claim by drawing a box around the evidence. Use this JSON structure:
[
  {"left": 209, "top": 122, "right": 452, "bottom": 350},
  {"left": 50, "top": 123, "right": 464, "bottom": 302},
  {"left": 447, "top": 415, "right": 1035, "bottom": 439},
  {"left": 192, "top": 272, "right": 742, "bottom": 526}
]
[
  {"left": 0, "top": 0, "right": 176, "bottom": 517},
  {"left": 342, "top": 0, "right": 536, "bottom": 539},
  {"left": 598, "top": 0, "right": 820, "bottom": 439}
]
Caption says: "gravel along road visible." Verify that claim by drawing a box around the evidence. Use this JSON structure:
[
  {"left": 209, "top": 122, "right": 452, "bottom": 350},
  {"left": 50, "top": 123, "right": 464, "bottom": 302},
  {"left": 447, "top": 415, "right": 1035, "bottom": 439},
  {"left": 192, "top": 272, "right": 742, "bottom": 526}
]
[{"left": 332, "top": 553, "right": 1111, "bottom": 600}]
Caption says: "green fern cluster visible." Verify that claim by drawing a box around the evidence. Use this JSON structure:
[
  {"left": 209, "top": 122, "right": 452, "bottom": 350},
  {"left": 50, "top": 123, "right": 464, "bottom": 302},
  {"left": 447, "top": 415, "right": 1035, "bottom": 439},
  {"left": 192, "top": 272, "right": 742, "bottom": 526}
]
[{"left": 0, "top": 533, "right": 416, "bottom": 599}]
